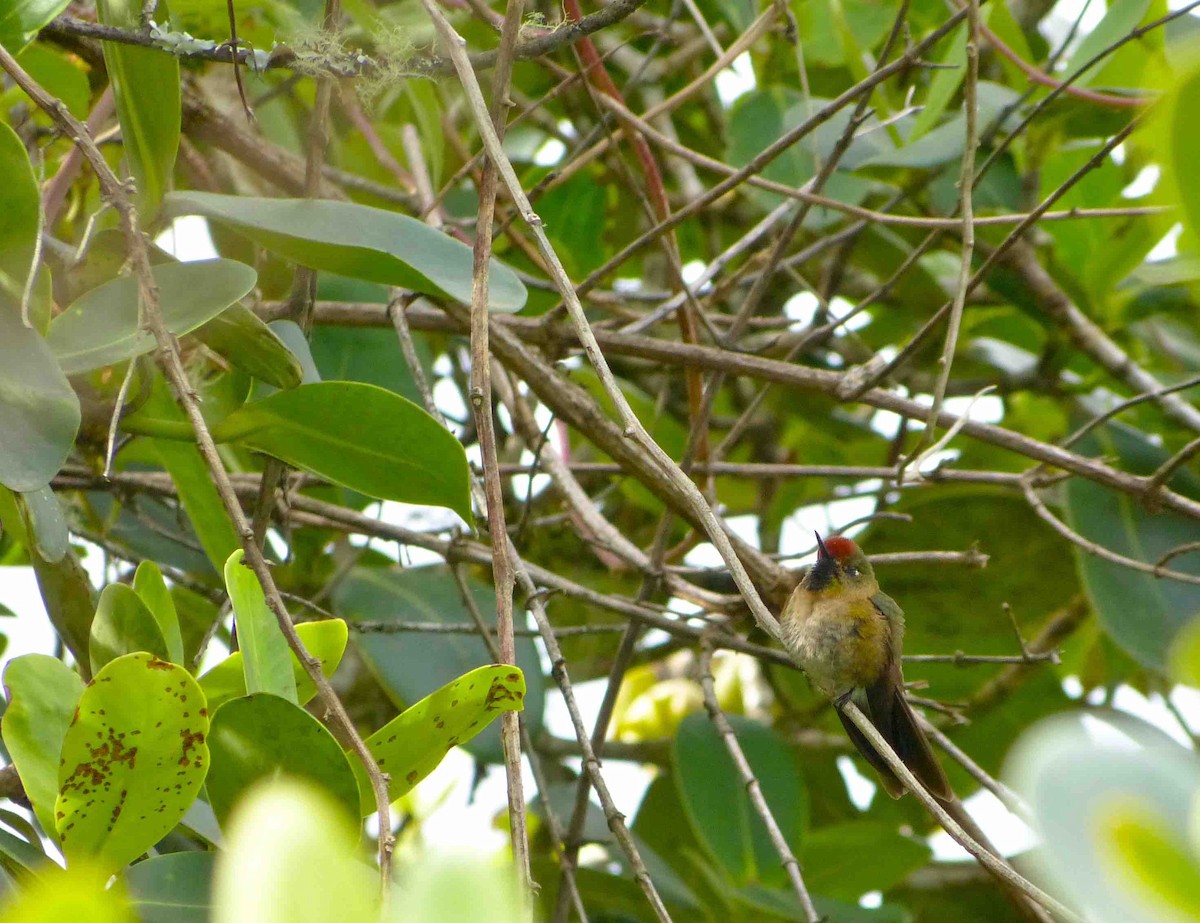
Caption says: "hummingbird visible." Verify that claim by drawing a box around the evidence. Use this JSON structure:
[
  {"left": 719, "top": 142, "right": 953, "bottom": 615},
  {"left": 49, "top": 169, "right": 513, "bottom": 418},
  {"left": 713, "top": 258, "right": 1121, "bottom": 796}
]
[
  {"left": 781, "top": 534, "right": 1054, "bottom": 922},
  {"left": 780, "top": 532, "right": 950, "bottom": 801}
]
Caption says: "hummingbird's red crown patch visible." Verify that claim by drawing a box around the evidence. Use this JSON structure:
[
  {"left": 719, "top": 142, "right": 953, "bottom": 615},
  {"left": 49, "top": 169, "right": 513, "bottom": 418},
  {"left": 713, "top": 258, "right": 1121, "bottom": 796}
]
[{"left": 822, "top": 536, "right": 859, "bottom": 560}]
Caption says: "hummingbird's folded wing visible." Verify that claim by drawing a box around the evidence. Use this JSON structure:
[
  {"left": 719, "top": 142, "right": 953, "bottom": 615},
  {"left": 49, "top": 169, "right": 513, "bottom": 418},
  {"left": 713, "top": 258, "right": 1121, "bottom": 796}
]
[{"left": 864, "top": 658, "right": 952, "bottom": 802}]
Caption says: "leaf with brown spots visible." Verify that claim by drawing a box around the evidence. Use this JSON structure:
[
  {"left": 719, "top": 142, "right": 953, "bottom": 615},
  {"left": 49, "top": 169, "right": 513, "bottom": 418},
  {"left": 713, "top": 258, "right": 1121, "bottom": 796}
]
[
  {"left": 55, "top": 652, "right": 210, "bottom": 872},
  {"left": 350, "top": 664, "right": 524, "bottom": 814}
]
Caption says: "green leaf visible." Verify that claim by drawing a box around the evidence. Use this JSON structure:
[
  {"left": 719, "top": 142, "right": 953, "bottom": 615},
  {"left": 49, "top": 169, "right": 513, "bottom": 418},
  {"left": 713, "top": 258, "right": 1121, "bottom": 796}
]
[
  {"left": 212, "top": 779, "right": 378, "bottom": 923},
  {"left": 193, "top": 305, "right": 303, "bottom": 391},
  {"left": 0, "top": 298, "right": 80, "bottom": 493},
  {"left": 1104, "top": 802, "right": 1200, "bottom": 921},
  {"left": 136, "top": 375, "right": 240, "bottom": 573},
  {"left": 206, "top": 693, "right": 360, "bottom": 826},
  {"left": 1168, "top": 616, "right": 1200, "bottom": 687},
  {"left": 261, "top": 320, "right": 320, "bottom": 387},
  {"left": 15, "top": 486, "right": 67, "bottom": 564},
  {"left": 125, "top": 851, "right": 213, "bottom": 923},
  {"left": 672, "top": 712, "right": 807, "bottom": 888},
  {"left": 0, "top": 824, "right": 45, "bottom": 882},
  {"left": 1060, "top": 0, "right": 1153, "bottom": 88},
  {"left": 0, "top": 0, "right": 73, "bottom": 51},
  {"left": 161, "top": 191, "right": 527, "bottom": 313},
  {"left": 97, "top": 0, "right": 179, "bottom": 215},
  {"left": 1, "top": 654, "right": 84, "bottom": 841},
  {"left": 0, "top": 864, "right": 134, "bottom": 923},
  {"left": 353, "top": 664, "right": 526, "bottom": 813},
  {"left": 799, "top": 822, "right": 931, "bottom": 900},
  {"left": 1009, "top": 711, "right": 1200, "bottom": 923},
  {"left": 211, "top": 382, "right": 472, "bottom": 518},
  {"left": 223, "top": 550, "right": 297, "bottom": 704},
  {"left": 47, "top": 259, "right": 257, "bottom": 375},
  {"left": 336, "top": 567, "right": 545, "bottom": 762},
  {"left": 55, "top": 652, "right": 211, "bottom": 873},
  {"left": 133, "top": 561, "right": 185, "bottom": 665},
  {"left": 1065, "top": 424, "right": 1200, "bottom": 670},
  {"left": 198, "top": 619, "right": 348, "bottom": 712},
  {"left": 0, "top": 121, "right": 38, "bottom": 258},
  {"left": 90, "top": 583, "right": 170, "bottom": 675},
  {"left": 30, "top": 550, "right": 96, "bottom": 674},
  {"left": 1162, "top": 55, "right": 1200, "bottom": 247},
  {"left": 909, "top": 21, "right": 967, "bottom": 140},
  {"left": 12, "top": 44, "right": 91, "bottom": 118}
]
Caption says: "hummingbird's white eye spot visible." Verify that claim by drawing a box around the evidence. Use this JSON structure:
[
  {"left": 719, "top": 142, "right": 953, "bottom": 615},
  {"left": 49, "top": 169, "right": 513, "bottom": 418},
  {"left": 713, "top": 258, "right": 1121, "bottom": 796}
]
[{"left": 845, "top": 566, "right": 859, "bottom": 577}]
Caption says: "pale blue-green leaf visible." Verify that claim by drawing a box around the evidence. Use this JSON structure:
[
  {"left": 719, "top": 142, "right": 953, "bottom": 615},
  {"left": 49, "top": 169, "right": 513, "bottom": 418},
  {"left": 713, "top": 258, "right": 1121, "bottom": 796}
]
[
  {"left": 48, "top": 259, "right": 257, "bottom": 374},
  {"left": 0, "top": 299, "right": 80, "bottom": 492},
  {"left": 16, "top": 486, "right": 67, "bottom": 563},
  {"left": 125, "top": 851, "right": 213, "bottom": 923},
  {"left": 161, "top": 191, "right": 527, "bottom": 313},
  {"left": 1, "top": 654, "right": 84, "bottom": 841}
]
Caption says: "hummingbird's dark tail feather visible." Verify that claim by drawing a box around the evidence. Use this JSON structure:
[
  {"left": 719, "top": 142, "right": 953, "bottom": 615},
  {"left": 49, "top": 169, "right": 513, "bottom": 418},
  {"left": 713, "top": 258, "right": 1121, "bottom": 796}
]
[
  {"left": 838, "top": 681, "right": 1054, "bottom": 923},
  {"left": 835, "top": 703, "right": 906, "bottom": 798},
  {"left": 847, "top": 662, "right": 953, "bottom": 801},
  {"left": 874, "top": 680, "right": 953, "bottom": 801}
]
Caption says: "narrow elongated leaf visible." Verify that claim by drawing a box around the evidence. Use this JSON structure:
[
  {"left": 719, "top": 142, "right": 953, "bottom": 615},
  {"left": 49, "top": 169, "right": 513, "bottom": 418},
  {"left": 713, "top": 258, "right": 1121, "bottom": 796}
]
[
  {"left": 90, "top": 583, "right": 170, "bottom": 675},
  {"left": 1060, "top": 0, "right": 1153, "bottom": 88},
  {"left": 125, "top": 852, "right": 213, "bottom": 923},
  {"left": 0, "top": 300, "right": 80, "bottom": 492},
  {"left": 1, "top": 654, "right": 84, "bottom": 840},
  {"left": 0, "top": 489, "right": 94, "bottom": 671},
  {"left": 223, "top": 550, "right": 297, "bottom": 704},
  {"left": 206, "top": 694, "right": 359, "bottom": 826},
  {"left": 161, "top": 191, "right": 527, "bottom": 313},
  {"left": 198, "top": 619, "right": 348, "bottom": 712},
  {"left": 15, "top": 486, "right": 67, "bottom": 564},
  {"left": 56, "top": 652, "right": 210, "bottom": 872},
  {"left": 30, "top": 552, "right": 96, "bottom": 675},
  {"left": 133, "top": 561, "right": 185, "bottom": 665},
  {"left": 0, "top": 121, "right": 38, "bottom": 257},
  {"left": 97, "top": 0, "right": 179, "bottom": 214},
  {"left": 212, "top": 382, "right": 472, "bottom": 519},
  {"left": 0, "top": 0, "right": 73, "bottom": 51},
  {"left": 137, "top": 375, "right": 240, "bottom": 573},
  {"left": 1162, "top": 57, "right": 1200, "bottom": 246},
  {"left": 353, "top": 664, "right": 526, "bottom": 813},
  {"left": 48, "top": 260, "right": 257, "bottom": 374},
  {"left": 909, "top": 21, "right": 966, "bottom": 140}
]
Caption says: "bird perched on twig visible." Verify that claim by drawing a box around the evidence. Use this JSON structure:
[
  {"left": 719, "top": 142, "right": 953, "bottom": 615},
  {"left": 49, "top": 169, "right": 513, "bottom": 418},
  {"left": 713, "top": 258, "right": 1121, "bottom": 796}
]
[
  {"left": 779, "top": 531, "right": 950, "bottom": 800},
  {"left": 780, "top": 532, "right": 1053, "bottom": 923}
]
